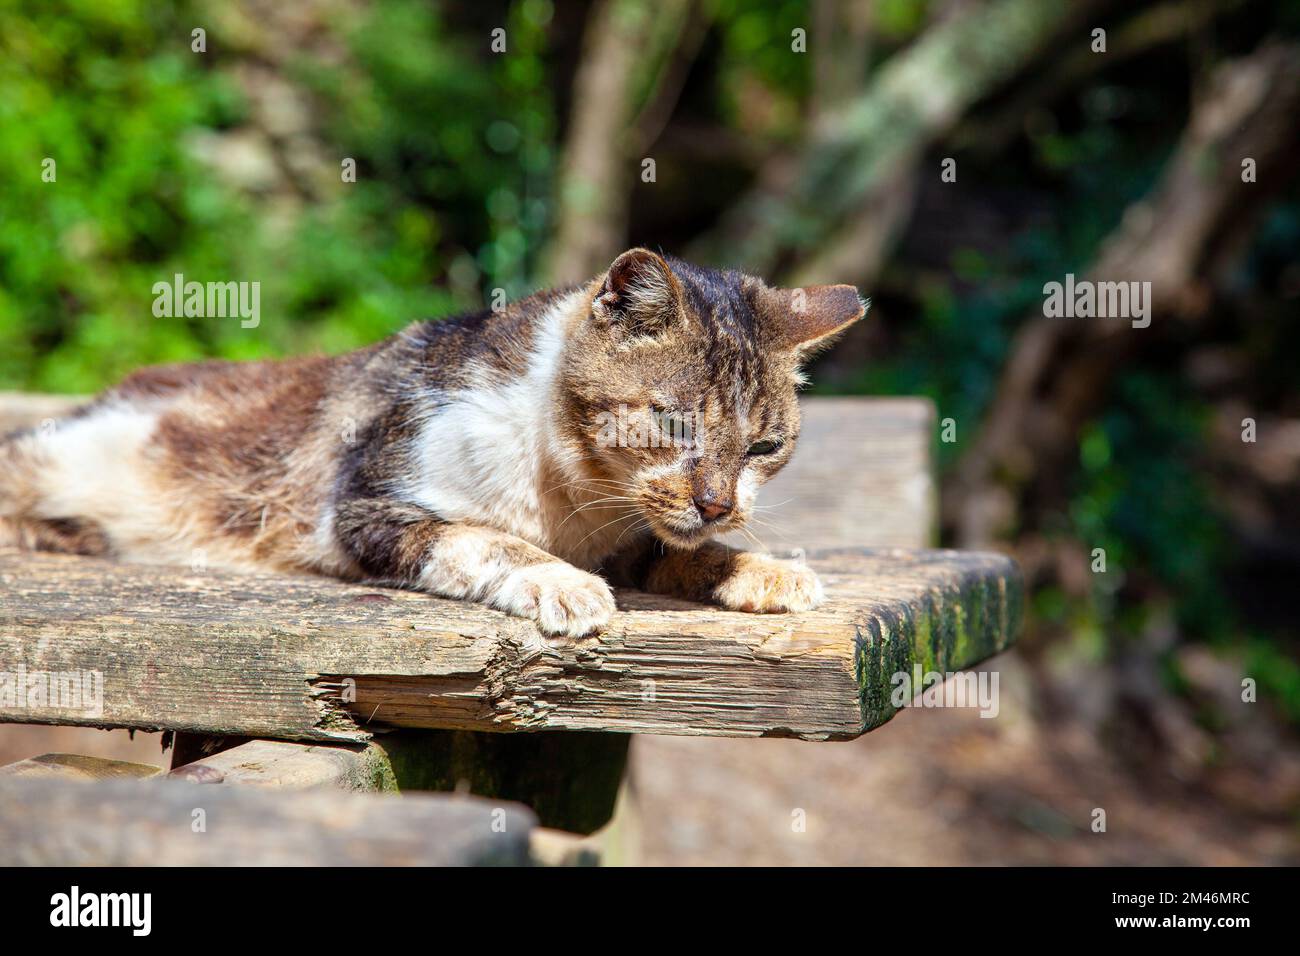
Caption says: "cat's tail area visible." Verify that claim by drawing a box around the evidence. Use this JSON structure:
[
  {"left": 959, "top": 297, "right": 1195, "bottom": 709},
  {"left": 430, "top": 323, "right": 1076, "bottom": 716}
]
[
  {"left": 0, "top": 425, "right": 43, "bottom": 519},
  {"left": 1, "top": 426, "right": 47, "bottom": 547},
  {"left": 0, "top": 423, "right": 112, "bottom": 555}
]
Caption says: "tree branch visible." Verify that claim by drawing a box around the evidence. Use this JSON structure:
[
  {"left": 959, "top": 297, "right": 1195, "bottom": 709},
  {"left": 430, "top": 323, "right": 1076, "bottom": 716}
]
[
  {"left": 687, "top": 0, "right": 1115, "bottom": 278},
  {"left": 946, "top": 40, "right": 1300, "bottom": 547},
  {"left": 541, "top": 0, "right": 698, "bottom": 285}
]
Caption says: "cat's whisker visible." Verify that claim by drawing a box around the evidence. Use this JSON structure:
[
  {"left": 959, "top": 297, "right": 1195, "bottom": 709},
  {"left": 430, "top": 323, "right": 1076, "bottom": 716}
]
[
  {"left": 614, "top": 519, "right": 652, "bottom": 548},
  {"left": 752, "top": 497, "right": 795, "bottom": 511},
  {"left": 573, "top": 508, "right": 642, "bottom": 550},
  {"left": 554, "top": 483, "right": 638, "bottom": 503},
  {"left": 735, "top": 524, "right": 767, "bottom": 552},
  {"left": 748, "top": 512, "right": 790, "bottom": 532},
  {"left": 555, "top": 497, "right": 639, "bottom": 531},
  {"left": 570, "top": 497, "right": 637, "bottom": 508},
  {"left": 541, "top": 475, "right": 634, "bottom": 496},
  {"left": 558, "top": 494, "right": 638, "bottom": 511},
  {"left": 545, "top": 480, "right": 637, "bottom": 505},
  {"left": 539, "top": 464, "right": 635, "bottom": 491},
  {"left": 746, "top": 515, "right": 792, "bottom": 543}
]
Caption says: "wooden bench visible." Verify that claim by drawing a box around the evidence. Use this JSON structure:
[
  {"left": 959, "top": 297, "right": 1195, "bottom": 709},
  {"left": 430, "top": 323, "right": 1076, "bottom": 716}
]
[{"left": 0, "top": 393, "right": 1021, "bottom": 865}]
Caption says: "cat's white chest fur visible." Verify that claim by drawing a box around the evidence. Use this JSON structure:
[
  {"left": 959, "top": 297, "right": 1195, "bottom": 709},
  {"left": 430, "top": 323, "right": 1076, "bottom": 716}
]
[{"left": 401, "top": 292, "right": 627, "bottom": 569}]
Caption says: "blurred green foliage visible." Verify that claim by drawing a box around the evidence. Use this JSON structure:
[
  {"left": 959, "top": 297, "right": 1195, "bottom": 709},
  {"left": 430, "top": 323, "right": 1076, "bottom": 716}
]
[{"left": 0, "top": 0, "right": 554, "bottom": 391}]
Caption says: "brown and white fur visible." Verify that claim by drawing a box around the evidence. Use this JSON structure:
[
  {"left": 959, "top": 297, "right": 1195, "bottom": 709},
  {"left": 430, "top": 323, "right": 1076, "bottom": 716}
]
[{"left": 0, "top": 250, "right": 865, "bottom": 636}]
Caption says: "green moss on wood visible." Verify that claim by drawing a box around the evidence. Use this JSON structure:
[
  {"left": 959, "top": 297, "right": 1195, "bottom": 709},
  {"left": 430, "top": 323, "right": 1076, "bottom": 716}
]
[
  {"left": 370, "top": 729, "right": 629, "bottom": 835},
  {"left": 854, "top": 560, "right": 1021, "bottom": 731}
]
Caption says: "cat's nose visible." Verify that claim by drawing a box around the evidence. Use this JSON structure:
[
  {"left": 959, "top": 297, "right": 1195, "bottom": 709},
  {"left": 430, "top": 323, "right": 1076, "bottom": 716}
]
[{"left": 693, "top": 492, "right": 733, "bottom": 522}]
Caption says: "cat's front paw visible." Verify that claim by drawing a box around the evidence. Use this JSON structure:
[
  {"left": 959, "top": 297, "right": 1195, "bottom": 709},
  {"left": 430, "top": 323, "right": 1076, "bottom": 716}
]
[
  {"left": 713, "top": 553, "right": 824, "bottom": 613},
  {"left": 496, "top": 561, "right": 617, "bottom": 637}
]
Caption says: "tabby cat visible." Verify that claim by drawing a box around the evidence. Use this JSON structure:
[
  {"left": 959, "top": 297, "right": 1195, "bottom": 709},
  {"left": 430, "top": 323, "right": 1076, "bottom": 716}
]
[{"left": 0, "top": 249, "right": 865, "bottom": 636}]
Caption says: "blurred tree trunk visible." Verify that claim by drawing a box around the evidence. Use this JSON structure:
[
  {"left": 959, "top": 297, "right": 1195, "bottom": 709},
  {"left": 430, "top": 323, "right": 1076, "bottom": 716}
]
[
  {"left": 810, "top": 0, "right": 873, "bottom": 132},
  {"left": 947, "top": 40, "right": 1300, "bottom": 549},
  {"left": 689, "top": 0, "right": 1115, "bottom": 284},
  {"left": 542, "top": 0, "right": 700, "bottom": 285}
]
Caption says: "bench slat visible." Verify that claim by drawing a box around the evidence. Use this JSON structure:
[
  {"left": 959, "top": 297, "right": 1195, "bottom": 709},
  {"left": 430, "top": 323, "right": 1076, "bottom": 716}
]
[
  {"left": 0, "top": 752, "right": 161, "bottom": 781},
  {"left": 0, "top": 775, "right": 535, "bottom": 866},
  {"left": 0, "top": 546, "right": 1020, "bottom": 742},
  {"left": 167, "top": 738, "right": 390, "bottom": 790}
]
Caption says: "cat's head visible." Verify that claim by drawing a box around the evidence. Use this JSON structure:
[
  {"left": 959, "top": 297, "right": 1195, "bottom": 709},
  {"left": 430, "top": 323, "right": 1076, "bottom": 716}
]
[{"left": 558, "top": 248, "right": 865, "bottom": 550}]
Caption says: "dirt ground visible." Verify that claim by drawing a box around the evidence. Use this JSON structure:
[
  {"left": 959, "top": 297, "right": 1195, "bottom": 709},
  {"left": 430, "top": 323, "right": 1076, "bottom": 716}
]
[
  {"left": 3, "top": 651, "right": 1296, "bottom": 865},
  {"left": 631, "top": 652, "right": 1300, "bottom": 865},
  {"left": 0, "top": 724, "right": 168, "bottom": 774}
]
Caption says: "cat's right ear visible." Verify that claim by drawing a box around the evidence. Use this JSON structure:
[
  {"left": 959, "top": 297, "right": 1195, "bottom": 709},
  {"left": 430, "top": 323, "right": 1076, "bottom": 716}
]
[
  {"left": 591, "top": 248, "right": 682, "bottom": 335},
  {"left": 751, "top": 282, "right": 867, "bottom": 358}
]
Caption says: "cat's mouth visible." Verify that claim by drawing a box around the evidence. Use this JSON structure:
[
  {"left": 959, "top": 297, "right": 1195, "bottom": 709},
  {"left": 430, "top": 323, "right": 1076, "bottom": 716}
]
[
  {"left": 647, "top": 511, "right": 741, "bottom": 549},
  {"left": 628, "top": 474, "right": 745, "bottom": 549}
]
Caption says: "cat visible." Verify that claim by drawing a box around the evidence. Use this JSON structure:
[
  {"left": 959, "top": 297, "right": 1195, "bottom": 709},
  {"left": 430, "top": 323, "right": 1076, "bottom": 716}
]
[{"left": 0, "top": 249, "right": 865, "bottom": 636}]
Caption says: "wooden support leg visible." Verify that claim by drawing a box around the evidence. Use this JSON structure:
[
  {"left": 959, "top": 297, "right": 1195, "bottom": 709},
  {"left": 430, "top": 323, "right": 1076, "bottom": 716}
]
[
  {"left": 168, "top": 729, "right": 631, "bottom": 841},
  {"left": 372, "top": 729, "right": 630, "bottom": 836}
]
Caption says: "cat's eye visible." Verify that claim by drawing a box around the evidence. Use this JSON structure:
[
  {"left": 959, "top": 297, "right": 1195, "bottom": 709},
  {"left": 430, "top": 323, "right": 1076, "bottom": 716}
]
[{"left": 747, "top": 438, "right": 782, "bottom": 456}]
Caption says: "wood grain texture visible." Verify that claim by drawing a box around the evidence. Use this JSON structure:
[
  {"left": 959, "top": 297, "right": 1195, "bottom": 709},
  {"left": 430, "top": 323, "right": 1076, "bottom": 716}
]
[
  {"left": 0, "top": 392, "right": 83, "bottom": 435},
  {"left": 168, "top": 738, "right": 394, "bottom": 791},
  {"left": 0, "top": 775, "right": 535, "bottom": 865},
  {"left": 158, "top": 735, "right": 606, "bottom": 860},
  {"left": 0, "top": 546, "right": 1020, "bottom": 742},
  {"left": 0, "top": 752, "right": 161, "bottom": 781}
]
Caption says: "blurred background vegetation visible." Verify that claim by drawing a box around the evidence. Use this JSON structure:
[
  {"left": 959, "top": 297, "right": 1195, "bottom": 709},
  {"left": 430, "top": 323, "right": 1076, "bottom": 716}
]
[{"left": 2, "top": 0, "right": 1299, "bottom": 861}]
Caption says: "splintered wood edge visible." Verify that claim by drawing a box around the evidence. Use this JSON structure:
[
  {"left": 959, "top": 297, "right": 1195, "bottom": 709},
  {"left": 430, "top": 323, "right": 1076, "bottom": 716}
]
[{"left": 0, "top": 547, "right": 1021, "bottom": 741}]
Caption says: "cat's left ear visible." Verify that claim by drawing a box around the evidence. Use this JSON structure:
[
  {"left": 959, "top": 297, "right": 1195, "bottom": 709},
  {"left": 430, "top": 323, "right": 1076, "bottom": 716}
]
[
  {"left": 592, "top": 248, "right": 683, "bottom": 336},
  {"left": 752, "top": 283, "right": 868, "bottom": 357}
]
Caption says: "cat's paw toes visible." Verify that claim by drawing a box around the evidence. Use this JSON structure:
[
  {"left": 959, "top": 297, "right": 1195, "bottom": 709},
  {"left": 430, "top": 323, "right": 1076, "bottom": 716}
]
[
  {"left": 498, "top": 562, "right": 616, "bottom": 637},
  {"left": 714, "top": 554, "right": 824, "bottom": 613}
]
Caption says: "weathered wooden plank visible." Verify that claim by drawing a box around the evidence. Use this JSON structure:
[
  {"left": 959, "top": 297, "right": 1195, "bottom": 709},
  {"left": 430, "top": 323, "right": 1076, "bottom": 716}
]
[
  {"left": 0, "top": 775, "right": 536, "bottom": 865},
  {"left": 168, "top": 738, "right": 394, "bottom": 790},
  {"left": 370, "top": 729, "right": 629, "bottom": 834},
  {"left": 165, "top": 736, "right": 607, "bottom": 861},
  {"left": 0, "top": 392, "right": 84, "bottom": 436},
  {"left": 0, "top": 546, "right": 1020, "bottom": 742},
  {"left": 0, "top": 752, "right": 161, "bottom": 781}
]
